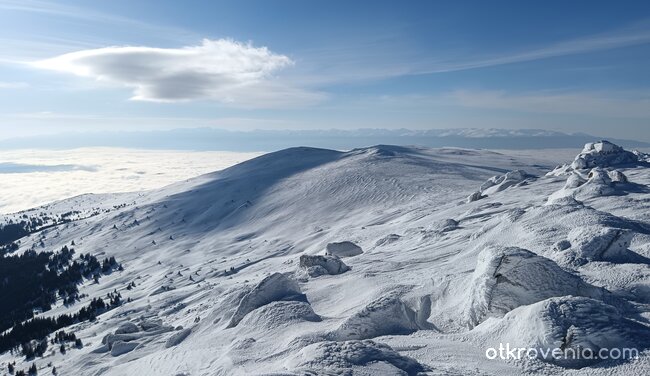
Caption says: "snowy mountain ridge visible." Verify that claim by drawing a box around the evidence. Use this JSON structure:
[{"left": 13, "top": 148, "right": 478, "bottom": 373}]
[{"left": 1, "top": 142, "right": 650, "bottom": 375}]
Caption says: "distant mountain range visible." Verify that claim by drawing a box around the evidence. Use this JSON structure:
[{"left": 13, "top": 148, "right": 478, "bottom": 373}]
[{"left": 1, "top": 128, "right": 647, "bottom": 151}]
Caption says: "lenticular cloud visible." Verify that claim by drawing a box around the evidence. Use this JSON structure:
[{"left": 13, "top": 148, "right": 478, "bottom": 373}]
[{"left": 32, "top": 39, "right": 304, "bottom": 105}]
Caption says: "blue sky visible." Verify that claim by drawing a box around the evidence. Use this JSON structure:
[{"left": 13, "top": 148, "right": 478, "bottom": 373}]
[{"left": 0, "top": 0, "right": 649, "bottom": 140}]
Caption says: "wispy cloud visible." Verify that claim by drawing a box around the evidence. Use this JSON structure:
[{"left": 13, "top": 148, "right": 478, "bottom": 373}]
[
  {"left": 0, "top": 0, "right": 197, "bottom": 42},
  {"left": 295, "top": 20, "right": 650, "bottom": 84},
  {"left": 0, "top": 0, "right": 200, "bottom": 62},
  {"left": 420, "top": 22, "right": 650, "bottom": 74},
  {"left": 31, "top": 39, "right": 326, "bottom": 107}
]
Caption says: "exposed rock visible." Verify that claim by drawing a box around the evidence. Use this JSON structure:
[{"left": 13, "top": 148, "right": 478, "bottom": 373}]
[
  {"left": 299, "top": 254, "right": 350, "bottom": 277},
  {"left": 326, "top": 241, "right": 363, "bottom": 257}
]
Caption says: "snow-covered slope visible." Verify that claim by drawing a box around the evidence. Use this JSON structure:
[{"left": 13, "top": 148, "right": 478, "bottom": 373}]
[{"left": 2, "top": 142, "right": 650, "bottom": 375}]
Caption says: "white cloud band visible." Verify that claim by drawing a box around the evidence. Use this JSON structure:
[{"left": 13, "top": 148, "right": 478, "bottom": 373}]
[{"left": 32, "top": 38, "right": 324, "bottom": 107}]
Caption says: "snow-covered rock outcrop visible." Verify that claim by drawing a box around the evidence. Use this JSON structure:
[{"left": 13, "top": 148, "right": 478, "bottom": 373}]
[
  {"left": 115, "top": 322, "right": 139, "bottom": 334},
  {"left": 227, "top": 273, "right": 307, "bottom": 328},
  {"left": 548, "top": 140, "right": 639, "bottom": 177},
  {"left": 286, "top": 340, "right": 429, "bottom": 375},
  {"left": 466, "top": 190, "right": 485, "bottom": 203},
  {"left": 553, "top": 226, "right": 635, "bottom": 266},
  {"left": 326, "top": 241, "right": 363, "bottom": 257},
  {"left": 429, "top": 218, "right": 459, "bottom": 233},
  {"left": 332, "top": 295, "right": 422, "bottom": 340},
  {"left": 99, "top": 319, "right": 175, "bottom": 354},
  {"left": 238, "top": 301, "right": 321, "bottom": 329},
  {"left": 165, "top": 328, "right": 192, "bottom": 348},
  {"left": 110, "top": 340, "right": 139, "bottom": 356},
  {"left": 548, "top": 168, "right": 620, "bottom": 202},
  {"left": 475, "top": 296, "right": 650, "bottom": 367},
  {"left": 547, "top": 141, "right": 639, "bottom": 203},
  {"left": 572, "top": 141, "right": 638, "bottom": 170},
  {"left": 468, "top": 170, "right": 530, "bottom": 202},
  {"left": 299, "top": 254, "right": 350, "bottom": 277},
  {"left": 464, "top": 246, "right": 606, "bottom": 328}
]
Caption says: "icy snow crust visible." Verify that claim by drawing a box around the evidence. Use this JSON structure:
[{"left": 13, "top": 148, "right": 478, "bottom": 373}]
[{"left": 2, "top": 143, "right": 650, "bottom": 375}]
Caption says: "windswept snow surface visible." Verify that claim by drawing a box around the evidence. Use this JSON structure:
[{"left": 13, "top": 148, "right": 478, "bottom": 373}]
[{"left": 2, "top": 143, "right": 650, "bottom": 375}]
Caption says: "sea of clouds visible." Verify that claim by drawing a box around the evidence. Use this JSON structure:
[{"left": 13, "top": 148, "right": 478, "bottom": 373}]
[{"left": 0, "top": 148, "right": 261, "bottom": 214}]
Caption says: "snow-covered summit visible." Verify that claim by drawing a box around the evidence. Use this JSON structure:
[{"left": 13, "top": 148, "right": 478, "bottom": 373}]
[{"left": 1, "top": 143, "right": 650, "bottom": 375}]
